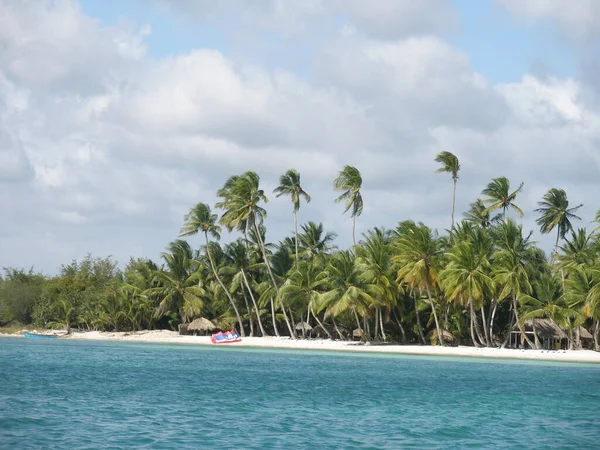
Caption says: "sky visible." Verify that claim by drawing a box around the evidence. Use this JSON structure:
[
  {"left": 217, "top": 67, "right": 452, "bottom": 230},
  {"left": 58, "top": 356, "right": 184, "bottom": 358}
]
[{"left": 1, "top": 0, "right": 600, "bottom": 274}]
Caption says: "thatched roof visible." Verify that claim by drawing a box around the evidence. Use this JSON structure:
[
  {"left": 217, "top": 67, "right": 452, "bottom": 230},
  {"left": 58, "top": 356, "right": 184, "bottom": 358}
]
[
  {"left": 426, "top": 329, "right": 455, "bottom": 344},
  {"left": 295, "top": 321, "right": 313, "bottom": 331},
  {"left": 187, "top": 317, "right": 216, "bottom": 332},
  {"left": 577, "top": 326, "right": 593, "bottom": 340},
  {"left": 524, "top": 319, "right": 567, "bottom": 339},
  {"left": 353, "top": 328, "right": 364, "bottom": 337}
]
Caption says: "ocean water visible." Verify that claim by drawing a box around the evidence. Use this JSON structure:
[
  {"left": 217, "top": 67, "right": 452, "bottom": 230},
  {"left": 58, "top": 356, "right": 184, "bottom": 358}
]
[{"left": 1, "top": 338, "right": 599, "bottom": 449}]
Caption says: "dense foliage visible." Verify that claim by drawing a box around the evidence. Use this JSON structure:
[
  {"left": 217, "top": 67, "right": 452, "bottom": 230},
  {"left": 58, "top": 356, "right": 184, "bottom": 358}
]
[{"left": 2, "top": 155, "right": 599, "bottom": 350}]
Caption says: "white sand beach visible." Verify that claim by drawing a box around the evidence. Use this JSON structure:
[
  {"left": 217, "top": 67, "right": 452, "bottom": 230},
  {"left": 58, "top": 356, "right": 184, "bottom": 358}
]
[{"left": 9, "top": 330, "right": 597, "bottom": 364}]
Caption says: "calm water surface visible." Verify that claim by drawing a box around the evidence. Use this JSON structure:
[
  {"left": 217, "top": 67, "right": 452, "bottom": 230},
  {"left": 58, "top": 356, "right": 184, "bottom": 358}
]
[{"left": 1, "top": 337, "right": 599, "bottom": 449}]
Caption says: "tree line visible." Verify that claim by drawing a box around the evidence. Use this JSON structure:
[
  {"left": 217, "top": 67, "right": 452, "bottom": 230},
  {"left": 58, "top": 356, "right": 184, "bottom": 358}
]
[{"left": 1, "top": 152, "right": 599, "bottom": 350}]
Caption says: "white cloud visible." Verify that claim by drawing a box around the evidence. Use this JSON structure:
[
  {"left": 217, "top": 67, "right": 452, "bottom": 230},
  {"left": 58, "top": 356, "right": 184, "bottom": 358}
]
[
  {"left": 0, "top": 0, "right": 599, "bottom": 272},
  {"left": 497, "top": 0, "right": 600, "bottom": 39}
]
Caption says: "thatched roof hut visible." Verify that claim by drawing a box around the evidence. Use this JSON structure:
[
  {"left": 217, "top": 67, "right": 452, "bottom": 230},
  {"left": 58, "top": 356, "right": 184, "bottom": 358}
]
[
  {"left": 186, "top": 318, "right": 216, "bottom": 336},
  {"left": 295, "top": 322, "right": 313, "bottom": 332},
  {"left": 577, "top": 326, "right": 593, "bottom": 340},
  {"left": 426, "top": 329, "right": 456, "bottom": 346},
  {"left": 353, "top": 328, "right": 364, "bottom": 337},
  {"left": 524, "top": 319, "right": 567, "bottom": 339}
]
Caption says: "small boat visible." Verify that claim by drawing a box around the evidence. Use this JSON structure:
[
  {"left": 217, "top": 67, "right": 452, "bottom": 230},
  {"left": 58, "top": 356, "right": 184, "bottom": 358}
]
[
  {"left": 23, "top": 332, "right": 59, "bottom": 339},
  {"left": 211, "top": 330, "right": 242, "bottom": 344}
]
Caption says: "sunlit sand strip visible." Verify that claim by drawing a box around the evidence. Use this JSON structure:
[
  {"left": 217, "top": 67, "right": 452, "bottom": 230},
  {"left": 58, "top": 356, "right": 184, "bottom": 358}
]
[{"left": 47, "top": 330, "right": 600, "bottom": 364}]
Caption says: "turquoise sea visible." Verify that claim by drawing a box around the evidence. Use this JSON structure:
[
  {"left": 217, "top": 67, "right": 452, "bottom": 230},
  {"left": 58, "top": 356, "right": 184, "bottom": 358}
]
[{"left": 1, "top": 338, "right": 599, "bottom": 449}]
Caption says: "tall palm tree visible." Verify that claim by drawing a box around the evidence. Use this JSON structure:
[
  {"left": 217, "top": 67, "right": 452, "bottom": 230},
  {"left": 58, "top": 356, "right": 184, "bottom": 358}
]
[
  {"left": 224, "top": 240, "right": 268, "bottom": 337},
  {"left": 439, "top": 231, "right": 494, "bottom": 347},
  {"left": 333, "top": 165, "right": 363, "bottom": 246},
  {"left": 180, "top": 202, "right": 245, "bottom": 336},
  {"left": 490, "top": 220, "right": 536, "bottom": 348},
  {"left": 273, "top": 169, "right": 311, "bottom": 263},
  {"left": 482, "top": 177, "right": 524, "bottom": 219},
  {"left": 393, "top": 221, "right": 445, "bottom": 345},
  {"left": 216, "top": 172, "right": 295, "bottom": 337},
  {"left": 434, "top": 151, "right": 460, "bottom": 231},
  {"left": 534, "top": 188, "right": 583, "bottom": 248}
]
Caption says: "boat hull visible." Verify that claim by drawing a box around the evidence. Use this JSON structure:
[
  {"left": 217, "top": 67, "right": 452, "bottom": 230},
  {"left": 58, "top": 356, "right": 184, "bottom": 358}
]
[{"left": 23, "top": 332, "right": 58, "bottom": 339}]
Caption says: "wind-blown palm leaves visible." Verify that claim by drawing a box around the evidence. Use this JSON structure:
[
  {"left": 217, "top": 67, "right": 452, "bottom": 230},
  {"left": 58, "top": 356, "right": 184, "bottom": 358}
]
[
  {"left": 147, "top": 240, "right": 205, "bottom": 325},
  {"left": 482, "top": 177, "right": 524, "bottom": 219},
  {"left": 464, "top": 199, "right": 497, "bottom": 229},
  {"left": 534, "top": 188, "right": 583, "bottom": 248},
  {"left": 274, "top": 169, "right": 311, "bottom": 263},
  {"left": 298, "top": 221, "right": 337, "bottom": 261},
  {"left": 216, "top": 172, "right": 295, "bottom": 338},
  {"left": 180, "top": 202, "right": 245, "bottom": 336},
  {"left": 434, "top": 151, "right": 460, "bottom": 231},
  {"left": 393, "top": 221, "right": 445, "bottom": 346},
  {"left": 333, "top": 165, "right": 363, "bottom": 246}
]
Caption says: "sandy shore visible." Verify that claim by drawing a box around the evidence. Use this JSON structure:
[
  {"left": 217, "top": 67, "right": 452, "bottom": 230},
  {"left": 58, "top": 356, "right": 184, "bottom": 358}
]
[{"left": 6, "top": 329, "right": 599, "bottom": 364}]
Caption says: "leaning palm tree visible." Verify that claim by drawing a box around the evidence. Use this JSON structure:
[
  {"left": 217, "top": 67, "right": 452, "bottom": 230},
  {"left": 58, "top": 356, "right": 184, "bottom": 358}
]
[
  {"left": 534, "top": 188, "right": 583, "bottom": 248},
  {"left": 216, "top": 172, "right": 295, "bottom": 337},
  {"left": 180, "top": 202, "right": 245, "bottom": 336},
  {"left": 434, "top": 151, "right": 460, "bottom": 231},
  {"left": 333, "top": 165, "right": 363, "bottom": 246},
  {"left": 273, "top": 169, "right": 311, "bottom": 263},
  {"left": 482, "top": 177, "right": 524, "bottom": 219}
]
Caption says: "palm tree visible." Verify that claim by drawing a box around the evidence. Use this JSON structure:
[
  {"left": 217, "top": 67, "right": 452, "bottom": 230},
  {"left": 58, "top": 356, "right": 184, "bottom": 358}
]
[
  {"left": 439, "top": 231, "right": 494, "bottom": 347},
  {"left": 273, "top": 169, "right": 311, "bottom": 263},
  {"left": 482, "top": 177, "right": 524, "bottom": 219},
  {"left": 319, "top": 250, "right": 376, "bottom": 338},
  {"left": 180, "top": 202, "right": 245, "bottom": 336},
  {"left": 147, "top": 240, "right": 205, "bottom": 326},
  {"left": 333, "top": 165, "right": 363, "bottom": 246},
  {"left": 393, "top": 221, "right": 445, "bottom": 345},
  {"left": 216, "top": 172, "right": 295, "bottom": 337},
  {"left": 298, "top": 221, "right": 337, "bottom": 261},
  {"left": 490, "top": 220, "right": 536, "bottom": 348},
  {"left": 434, "top": 151, "right": 460, "bottom": 231},
  {"left": 463, "top": 199, "right": 497, "bottom": 229},
  {"left": 356, "top": 228, "right": 397, "bottom": 341},
  {"left": 534, "top": 188, "right": 583, "bottom": 248}
]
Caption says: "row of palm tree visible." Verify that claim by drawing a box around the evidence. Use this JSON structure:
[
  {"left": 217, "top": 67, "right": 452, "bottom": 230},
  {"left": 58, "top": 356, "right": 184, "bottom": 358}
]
[{"left": 22, "top": 154, "right": 600, "bottom": 350}]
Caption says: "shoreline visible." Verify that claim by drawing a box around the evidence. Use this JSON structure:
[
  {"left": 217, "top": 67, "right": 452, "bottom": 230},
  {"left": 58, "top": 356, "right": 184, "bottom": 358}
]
[{"left": 5, "top": 330, "right": 600, "bottom": 364}]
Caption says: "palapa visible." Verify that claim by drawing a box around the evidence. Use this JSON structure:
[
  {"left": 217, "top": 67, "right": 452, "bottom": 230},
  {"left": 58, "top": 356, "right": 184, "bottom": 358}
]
[
  {"left": 577, "top": 326, "right": 593, "bottom": 340},
  {"left": 187, "top": 317, "right": 217, "bottom": 332},
  {"left": 524, "top": 319, "right": 567, "bottom": 339},
  {"left": 295, "top": 321, "right": 313, "bottom": 331}
]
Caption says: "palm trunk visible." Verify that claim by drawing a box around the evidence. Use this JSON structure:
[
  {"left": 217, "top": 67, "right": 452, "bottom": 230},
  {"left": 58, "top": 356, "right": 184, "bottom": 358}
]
[
  {"left": 413, "top": 297, "right": 427, "bottom": 345},
  {"left": 311, "top": 307, "right": 332, "bottom": 339},
  {"left": 532, "top": 321, "right": 541, "bottom": 349},
  {"left": 294, "top": 210, "right": 299, "bottom": 264},
  {"left": 451, "top": 178, "right": 456, "bottom": 232},
  {"left": 469, "top": 300, "right": 481, "bottom": 347},
  {"left": 241, "top": 269, "right": 268, "bottom": 337},
  {"left": 332, "top": 316, "right": 344, "bottom": 340},
  {"left": 593, "top": 320, "right": 599, "bottom": 352},
  {"left": 480, "top": 305, "right": 490, "bottom": 347},
  {"left": 241, "top": 287, "right": 255, "bottom": 337},
  {"left": 353, "top": 308, "right": 362, "bottom": 339},
  {"left": 288, "top": 307, "right": 296, "bottom": 336},
  {"left": 205, "top": 232, "right": 245, "bottom": 337},
  {"left": 304, "top": 308, "right": 309, "bottom": 339},
  {"left": 269, "top": 296, "right": 280, "bottom": 337},
  {"left": 426, "top": 284, "right": 444, "bottom": 346},
  {"left": 512, "top": 296, "right": 535, "bottom": 348},
  {"left": 471, "top": 300, "right": 486, "bottom": 346},
  {"left": 392, "top": 308, "right": 407, "bottom": 344},
  {"left": 489, "top": 300, "right": 498, "bottom": 345},
  {"left": 379, "top": 307, "right": 386, "bottom": 341},
  {"left": 352, "top": 215, "right": 356, "bottom": 246},
  {"left": 575, "top": 326, "right": 581, "bottom": 350},
  {"left": 253, "top": 222, "right": 296, "bottom": 338},
  {"left": 501, "top": 310, "right": 515, "bottom": 348},
  {"left": 374, "top": 308, "right": 379, "bottom": 341}
]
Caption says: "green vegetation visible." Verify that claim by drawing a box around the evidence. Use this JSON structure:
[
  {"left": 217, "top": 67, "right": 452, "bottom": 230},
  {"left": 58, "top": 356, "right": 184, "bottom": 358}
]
[{"left": 1, "top": 158, "right": 599, "bottom": 350}]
